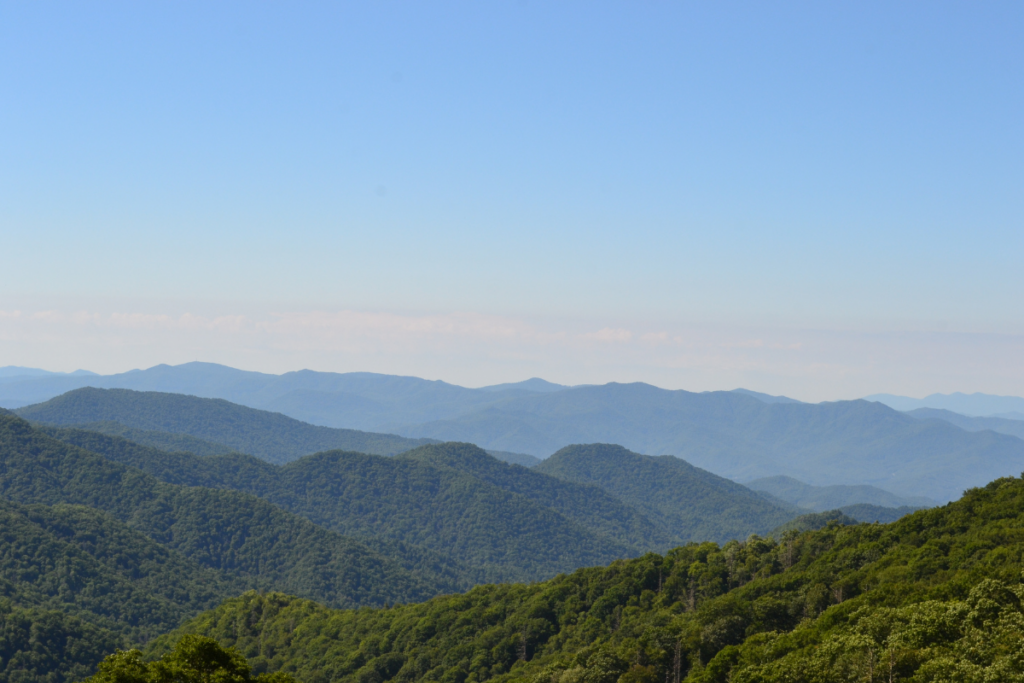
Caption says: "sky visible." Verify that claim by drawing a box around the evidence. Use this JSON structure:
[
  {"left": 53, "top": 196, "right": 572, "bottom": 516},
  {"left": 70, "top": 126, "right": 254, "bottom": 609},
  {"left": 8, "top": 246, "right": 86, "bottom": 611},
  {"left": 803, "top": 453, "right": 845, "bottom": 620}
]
[{"left": 2, "top": 1, "right": 1023, "bottom": 401}]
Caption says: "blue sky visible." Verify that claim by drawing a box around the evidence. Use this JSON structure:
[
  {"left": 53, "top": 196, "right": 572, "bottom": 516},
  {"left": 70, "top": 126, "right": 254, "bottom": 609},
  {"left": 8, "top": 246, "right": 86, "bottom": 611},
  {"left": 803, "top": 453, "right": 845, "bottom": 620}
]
[{"left": 2, "top": 2, "right": 1023, "bottom": 399}]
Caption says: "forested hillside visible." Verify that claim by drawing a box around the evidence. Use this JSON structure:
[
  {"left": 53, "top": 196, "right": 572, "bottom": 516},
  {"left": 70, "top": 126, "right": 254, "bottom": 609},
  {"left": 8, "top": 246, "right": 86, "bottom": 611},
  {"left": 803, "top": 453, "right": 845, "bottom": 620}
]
[
  {"left": 0, "top": 413, "right": 447, "bottom": 607},
  {"left": 41, "top": 428, "right": 677, "bottom": 584},
  {"left": 535, "top": 444, "right": 795, "bottom": 542},
  {"left": 16, "top": 387, "right": 435, "bottom": 462},
  {"left": 62, "top": 419, "right": 239, "bottom": 455},
  {"left": 152, "top": 474, "right": 1024, "bottom": 682}
]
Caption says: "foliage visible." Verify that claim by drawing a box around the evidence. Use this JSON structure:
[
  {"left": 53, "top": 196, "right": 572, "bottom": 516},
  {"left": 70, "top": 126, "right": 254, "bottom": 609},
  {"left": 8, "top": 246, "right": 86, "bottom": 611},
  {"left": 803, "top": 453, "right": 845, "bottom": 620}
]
[
  {"left": 16, "top": 388, "right": 433, "bottom": 463},
  {"left": 159, "top": 474, "right": 1024, "bottom": 683},
  {"left": 41, "top": 429, "right": 671, "bottom": 585},
  {"left": 0, "top": 413, "right": 444, "bottom": 608},
  {"left": 0, "top": 598, "right": 122, "bottom": 683},
  {"left": 769, "top": 510, "right": 860, "bottom": 535},
  {"left": 87, "top": 634, "right": 296, "bottom": 682},
  {"left": 535, "top": 444, "right": 795, "bottom": 543},
  {"left": 52, "top": 421, "right": 239, "bottom": 456},
  {"left": 837, "top": 503, "right": 922, "bottom": 524},
  {"left": 0, "top": 498, "right": 243, "bottom": 642}
]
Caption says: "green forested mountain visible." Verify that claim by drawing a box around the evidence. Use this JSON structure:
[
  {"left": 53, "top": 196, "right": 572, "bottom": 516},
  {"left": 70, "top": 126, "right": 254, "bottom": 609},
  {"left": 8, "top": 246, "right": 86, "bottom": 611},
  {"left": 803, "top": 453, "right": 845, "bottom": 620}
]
[
  {"left": 744, "top": 475, "right": 934, "bottom": 511},
  {"left": 15, "top": 388, "right": 434, "bottom": 463},
  {"left": 0, "top": 413, "right": 446, "bottom": 607},
  {"left": 152, "top": 474, "right": 1024, "bottom": 683},
  {"left": 40, "top": 428, "right": 671, "bottom": 585},
  {"left": 0, "top": 600, "right": 123, "bottom": 683},
  {"left": 61, "top": 420, "right": 239, "bottom": 456},
  {"left": 534, "top": 444, "right": 795, "bottom": 543},
  {"left": 0, "top": 499, "right": 244, "bottom": 642}
]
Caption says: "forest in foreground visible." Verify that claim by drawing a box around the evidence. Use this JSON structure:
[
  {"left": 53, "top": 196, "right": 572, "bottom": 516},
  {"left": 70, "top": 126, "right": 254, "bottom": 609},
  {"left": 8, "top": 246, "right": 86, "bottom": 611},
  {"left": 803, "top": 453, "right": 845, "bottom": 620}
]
[{"left": 90, "top": 472, "right": 1024, "bottom": 683}]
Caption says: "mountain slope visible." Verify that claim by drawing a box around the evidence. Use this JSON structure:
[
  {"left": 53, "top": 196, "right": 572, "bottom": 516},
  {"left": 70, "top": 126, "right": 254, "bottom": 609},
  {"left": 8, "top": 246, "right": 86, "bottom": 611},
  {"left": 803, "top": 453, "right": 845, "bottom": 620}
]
[
  {"left": 0, "top": 600, "right": 122, "bottom": 683},
  {"left": 0, "top": 413, "right": 444, "bottom": 608},
  {"left": 0, "top": 499, "right": 245, "bottom": 643},
  {"left": 395, "top": 383, "right": 1024, "bottom": 501},
  {"left": 16, "top": 387, "right": 434, "bottom": 463},
  {"left": 534, "top": 443, "right": 795, "bottom": 543},
  {"left": 41, "top": 428, "right": 666, "bottom": 584},
  {"left": 150, "top": 473, "right": 1024, "bottom": 683},
  {"left": 63, "top": 420, "right": 239, "bottom": 456},
  {"left": 744, "top": 474, "right": 935, "bottom": 510}
]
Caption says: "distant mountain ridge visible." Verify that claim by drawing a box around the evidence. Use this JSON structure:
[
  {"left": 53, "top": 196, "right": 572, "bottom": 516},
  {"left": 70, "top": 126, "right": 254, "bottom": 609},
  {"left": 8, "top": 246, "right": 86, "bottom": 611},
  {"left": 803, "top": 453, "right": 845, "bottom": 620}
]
[
  {"left": 866, "top": 391, "right": 1024, "bottom": 417},
  {"left": 745, "top": 475, "right": 935, "bottom": 511},
  {"left": 0, "top": 362, "right": 572, "bottom": 427},
  {"left": 905, "top": 407, "right": 1024, "bottom": 441},
  {"left": 15, "top": 387, "right": 435, "bottom": 463},
  {"left": 7, "top": 363, "right": 1024, "bottom": 502},
  {"left": 391, "top": 383, "right": 1024, "bottom": 501}
]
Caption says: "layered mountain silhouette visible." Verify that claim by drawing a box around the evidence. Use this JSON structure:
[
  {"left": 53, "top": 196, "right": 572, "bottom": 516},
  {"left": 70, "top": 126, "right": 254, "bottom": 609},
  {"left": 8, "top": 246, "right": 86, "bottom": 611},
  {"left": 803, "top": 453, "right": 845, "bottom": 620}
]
[
  {"left": 904, "top": 407, "right": 1024, "bottom": 440},
  {"left": 866, "top": 391, "right": 1024, "bottom": 416},
  {"left": 11, "top": 365, "right": 1024, "bottom": 501},
  {"left": 745, "top": 474, "right": 934, "bottom": 511},
  {"left": 394, "top": 384, "right": 1024, "bottom": 501}
]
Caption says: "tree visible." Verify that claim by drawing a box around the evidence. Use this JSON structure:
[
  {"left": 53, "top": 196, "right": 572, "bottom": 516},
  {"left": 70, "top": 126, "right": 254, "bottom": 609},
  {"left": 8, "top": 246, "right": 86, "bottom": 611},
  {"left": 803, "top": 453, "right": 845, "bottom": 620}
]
[{"left": 87, "top": 634, "right": 296, "bottom": 683}]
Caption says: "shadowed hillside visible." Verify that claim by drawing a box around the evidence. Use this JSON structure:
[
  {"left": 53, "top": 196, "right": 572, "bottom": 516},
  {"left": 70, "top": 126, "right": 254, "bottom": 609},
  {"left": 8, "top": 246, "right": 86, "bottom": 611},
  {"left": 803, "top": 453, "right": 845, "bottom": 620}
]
[{"left": 535, "top": 443, "right": 796, "bottom": 543}]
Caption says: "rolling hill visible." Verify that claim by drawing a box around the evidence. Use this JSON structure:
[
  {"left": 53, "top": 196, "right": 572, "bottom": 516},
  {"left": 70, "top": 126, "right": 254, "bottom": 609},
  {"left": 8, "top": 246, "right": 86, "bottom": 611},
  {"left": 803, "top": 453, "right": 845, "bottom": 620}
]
[
  {"left": 0, "top": 413, "right": 445, "bottom": 608},
  {"left": 533, "top": 444, "right": 796, "bottom": 543},
  {"left": 15, "top": 387, "right": 435, "bottom": 463},
  {"left": 40, "top": 427, "right": 679, "bottom": 584}
]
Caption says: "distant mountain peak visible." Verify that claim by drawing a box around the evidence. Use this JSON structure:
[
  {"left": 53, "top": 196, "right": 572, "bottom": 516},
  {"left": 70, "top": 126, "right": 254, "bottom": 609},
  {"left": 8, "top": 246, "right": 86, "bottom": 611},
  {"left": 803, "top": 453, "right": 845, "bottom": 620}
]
[
  {"left": 729, "top": 388, "right": 802, "bottom": 404},
  {"left": 476, "top": 378, "right": 569, "bottom": 393}
]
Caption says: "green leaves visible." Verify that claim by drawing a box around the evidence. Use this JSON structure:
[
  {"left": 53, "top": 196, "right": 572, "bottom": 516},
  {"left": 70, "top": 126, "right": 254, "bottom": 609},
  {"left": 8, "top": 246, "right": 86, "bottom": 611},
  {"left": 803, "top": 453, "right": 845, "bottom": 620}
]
[{"left": 87, "top": 635, "right": 296, "bottom": 683}]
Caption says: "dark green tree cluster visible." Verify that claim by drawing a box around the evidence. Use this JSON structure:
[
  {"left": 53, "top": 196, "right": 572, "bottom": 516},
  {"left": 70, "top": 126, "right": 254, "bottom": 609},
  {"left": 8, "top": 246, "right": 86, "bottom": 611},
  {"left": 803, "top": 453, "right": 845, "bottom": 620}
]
[{"left": 87, "top": 635, "right": 295, "bottom": 682}]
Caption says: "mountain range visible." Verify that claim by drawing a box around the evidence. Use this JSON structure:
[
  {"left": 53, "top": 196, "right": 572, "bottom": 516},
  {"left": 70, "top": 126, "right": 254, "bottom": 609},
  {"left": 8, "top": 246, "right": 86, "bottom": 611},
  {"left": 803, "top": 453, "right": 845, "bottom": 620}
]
[
  {"left": 3, "top": 367, "right": 1003, "bottom": 681},
  {"left": 866, "top": 390, "right": 1024, "bottom": 417},
  {"left": 10, "top": 365, "right": 1024, "bottom": 501},
  {"left": 0, "top": 406, "right": 831, "bottom": 680}
]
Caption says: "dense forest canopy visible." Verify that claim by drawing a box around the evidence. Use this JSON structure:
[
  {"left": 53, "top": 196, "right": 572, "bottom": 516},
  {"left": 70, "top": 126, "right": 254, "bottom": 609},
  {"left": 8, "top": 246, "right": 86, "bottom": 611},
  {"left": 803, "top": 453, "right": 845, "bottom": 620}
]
[
  {"left": 152, "top": 474, "right": 1024, "bottom": 682},
  {"left": 1, "top": 391, "right": 1006, "bottom": 683}
]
